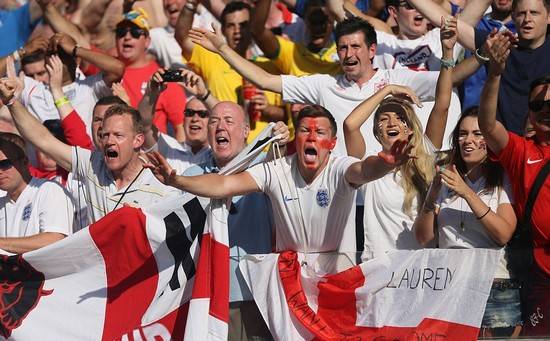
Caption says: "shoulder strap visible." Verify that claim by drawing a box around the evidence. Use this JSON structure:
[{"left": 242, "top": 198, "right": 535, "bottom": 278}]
[{"left": 524, "top": 159, "right": 550, "bottom": 226}]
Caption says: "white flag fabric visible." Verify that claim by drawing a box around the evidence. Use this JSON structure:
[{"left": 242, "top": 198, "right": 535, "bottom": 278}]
[
  {"left": 240, "top": 249, "right": 500, "bottom": 340},
  {"left": 0, "top": 194, "right": 228, "bottom": 340}
]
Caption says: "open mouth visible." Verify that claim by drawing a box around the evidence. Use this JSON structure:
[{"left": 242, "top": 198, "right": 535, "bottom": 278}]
[
  {"left": 189, "top": 125, "right": 202, "bottom": 132},
  {"left": 343, "top": 59, "right": 358, "bottom": 67},
  {"left": 413, "top": 15, "right": 424, "bottom": 25},
  {"left": 387, "top": 130, "right": 400, "bottom": 137},
  {"left": 304, "top": 147, "right": 318, "bottom": 163},
  {"left": 105, "top": 149, "right": 119, "bottom": 159},
  {"left": 215, "top": 136, "right": 229, "bottom": 147}
]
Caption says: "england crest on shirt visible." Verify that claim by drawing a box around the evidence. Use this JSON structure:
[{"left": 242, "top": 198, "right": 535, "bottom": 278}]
[
  {"left": 316, "top": 188, "right": 330, "bottom": 208},
  {"left": 22, "top": 203, "right": 32, "bottom": 221}
]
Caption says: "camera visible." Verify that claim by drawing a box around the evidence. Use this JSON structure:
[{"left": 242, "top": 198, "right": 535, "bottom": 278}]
[{"left": 162, "top": 69, "right": 184, "bottom": 82}]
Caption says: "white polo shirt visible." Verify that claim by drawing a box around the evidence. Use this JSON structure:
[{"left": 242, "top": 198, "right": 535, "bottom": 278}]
[
  {"left": 246, "top": 154, "right": 358, "bottom": 253},
  {"left": 157, "top": 133, "right": 211, "bottom": 175},
  {"left": 21, "top": 73, "right": 112, "bottom": 135},
  {"left": 71, "top": 147, "right": 179, "bottom": 223},
  {"left": 0, "top": 177, "right": 73, "bottom": 238},
  {"left": 281, "top": 69, "right": 439, "bottom": 156}
]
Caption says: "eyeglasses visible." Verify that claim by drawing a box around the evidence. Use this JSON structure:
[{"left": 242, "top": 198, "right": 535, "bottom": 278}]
[
  {"left": 184, "top": 109, "right": 209, "bottom": 118},
  {"left": 115, "top": 27, "right": 147, "bottom": 39},
  {"left": 529, "top": 99, "right": 550, "bottom": 112},
  {"left": 399, "top": 1, "right": 415, "bottom": 10},
  {"left": 0, "top": 159, "right": 15, "bottom": 171}
]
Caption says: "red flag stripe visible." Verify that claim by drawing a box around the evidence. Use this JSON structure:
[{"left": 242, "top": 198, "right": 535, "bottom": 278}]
[
  {"left": 90, "top": 207, "right": 160, "bottom": 341},
  {"left": 278, "top": 251, "right": 479, "bottom": 340},
  {"left": 190, "top": 233, "right": 230, "bottom": 323}
]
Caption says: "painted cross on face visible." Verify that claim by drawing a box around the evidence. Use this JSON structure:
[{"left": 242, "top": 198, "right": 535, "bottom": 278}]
[
  {"left": 296, "top": 117, "right": 336, "bottom": 171},
  {"left": 376, "top": 111, "right": 412, "bottom": 151}
]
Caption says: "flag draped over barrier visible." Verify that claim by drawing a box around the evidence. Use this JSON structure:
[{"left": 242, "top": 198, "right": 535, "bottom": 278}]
[{"left": 239, "top": 249, "right": 500, "bottom": 341}]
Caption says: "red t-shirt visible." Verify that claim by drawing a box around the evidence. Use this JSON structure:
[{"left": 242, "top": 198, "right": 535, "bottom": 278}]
[
  {"left": 122, "top": 61, "right": 186, "bottom": 133},
  {"left": 495, "top": 132, "right": 550, "bottom": 275}
]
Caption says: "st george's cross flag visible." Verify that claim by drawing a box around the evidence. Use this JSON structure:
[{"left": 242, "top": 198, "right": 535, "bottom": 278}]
[
  {"left": 0, "top": 124, "right": 280, "bottom": 340},
  {"left": 240, "top": 248, "right": 501, "bottom": 340}
]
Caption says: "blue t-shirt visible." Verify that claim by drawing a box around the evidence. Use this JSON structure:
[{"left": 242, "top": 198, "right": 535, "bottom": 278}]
[
  {"left": 461, "top": 16, "right": 516, "bottom": 110},
  {"left": 184, "top": 151, "right": 273, "bottom": 302},
  {"left": 475, "top": 29, "right": 550, "bottom": 135},
  {"left": 0, "top": 3, "right": 41, "bottom": 57}
]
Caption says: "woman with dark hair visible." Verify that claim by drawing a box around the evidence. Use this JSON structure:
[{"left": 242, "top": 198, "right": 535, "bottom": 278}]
[{"left": 414, "top": 107, "right": 519, "bottom": 337}]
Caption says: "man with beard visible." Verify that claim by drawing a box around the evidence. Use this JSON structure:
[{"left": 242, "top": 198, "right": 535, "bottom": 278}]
[{"left": 0, "top": 76, "right": 178, "bottom": 224}]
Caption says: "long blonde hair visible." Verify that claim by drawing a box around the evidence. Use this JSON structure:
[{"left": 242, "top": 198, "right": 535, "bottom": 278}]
[{"left": 373, "top": 97, "right": 435, "bottom": 216}]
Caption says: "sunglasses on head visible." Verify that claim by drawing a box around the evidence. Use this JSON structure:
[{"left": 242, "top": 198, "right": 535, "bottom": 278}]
[
  {"left": 115, "top": 27, "right": 147, "bottom": 39},
  {"left": 0, "top": 159, "right": 15, "bottom": 171},
  {"left": 529, "top": 99, "right": 550, "bottom": 112},
  {"left": 184, "top": 109, "right": 209, "bottom": 118}
]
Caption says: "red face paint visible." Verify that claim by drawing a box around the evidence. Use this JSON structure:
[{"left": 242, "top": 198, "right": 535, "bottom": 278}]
[{"left": 297, "top": 117, "right": 336, "bottom": 170}]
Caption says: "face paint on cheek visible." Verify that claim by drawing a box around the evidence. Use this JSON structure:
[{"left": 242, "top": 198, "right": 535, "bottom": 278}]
[{"left": 319, "top": 138, "right": 336, "bottom": 150}]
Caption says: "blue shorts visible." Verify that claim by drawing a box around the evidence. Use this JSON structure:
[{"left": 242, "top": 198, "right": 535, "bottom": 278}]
[{"left": 482, "top": 285, "right": 522, "bottom": 328}]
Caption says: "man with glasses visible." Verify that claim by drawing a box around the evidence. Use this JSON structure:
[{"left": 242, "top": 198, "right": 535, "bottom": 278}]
[
  {"left": 0, "top": 133, "right": 73, "bottom": 254},
  {"left": 479, "top": 31, "right": 550, "bottom": 334},
  {"left": 116, "top": 9, "right": 187, "bottom": 142}
]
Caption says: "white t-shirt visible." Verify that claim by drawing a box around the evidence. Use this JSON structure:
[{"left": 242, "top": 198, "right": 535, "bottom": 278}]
[
  {"left": 156, "top": 133, "right": 211, "bottom": 175},
  {"left": 362, "top": 171, "right": 421, "bottom": 260},
  {"left": 71, "top": 147, "right": 179, "bottom": 223},
  {"left": 21, "top": 73, "right": 111, "bottom": 136},
  {"left": 436, "top": 176, "right": 513, "bottom": 279},
  {"left": 0, "top": 178, "right": 73, "bottom": 237},
  {"left": 373, "top": 29, "right": 463, "bottom": 150},
  {"left": 281, "top": 70, "right": 438, "bottom": 156},
  {"left": 246, "top": 154, "right": 358, "bottom": 253},
  {"left": 148, "top": 8, "right": 218, "bottom": 69}
]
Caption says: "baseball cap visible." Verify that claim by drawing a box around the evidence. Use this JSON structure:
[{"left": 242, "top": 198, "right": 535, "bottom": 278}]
[{"left": 117, "top": 8, "right": 150, "bottom": 32}]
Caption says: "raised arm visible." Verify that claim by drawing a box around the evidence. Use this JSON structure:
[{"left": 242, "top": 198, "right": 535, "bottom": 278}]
[
  {"left": 178, "top": 69, "right": 220, "bottom": 110},
  {"left": 425, "top": 16, "right": 456, "bottom": 149},
  {"left": 0, "top": 36, "right": 49, "bottom": 76},
  {"left": 52, "top": 33, "right": 125, "bottom": 87},
  {"left": 137, "top": 69, "right": 166, "bottom": 150},
  {"left": 408, "top": 0, "right": 475, "bottom": 51},
  {"left": 478, "top": 32, "right": 511, "bottom": 154},
  {"left": 342, "top": 0, "right": 393, "bottom": 33},
  {"left": 250, "top": 0, "right": 281, "bottom": 58},
  {"left": 80, "top": 0, "right": 110, "bottom": 33},
  {"left": 459, "top": 0, "right": 492, "bottom": 27},
  {"left": 145, "top": 151, "right": 261, "bottom": 198},
  {"left": 38, "top": 0, "right": 90, "bottom": 48},
  {"left": 188, "top": 26, "right": 282, "bottom": 93},
  {"left": 0, "top": 62, "right": 73, "bottom": 171},
  {"left": 174, "top": 0, "right": 198, "bottom": 60},
  {"left": 344, "top": 84, "right": 421, "bottom": 158}
]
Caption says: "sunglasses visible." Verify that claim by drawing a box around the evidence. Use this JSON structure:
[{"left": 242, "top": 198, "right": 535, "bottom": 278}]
[
  {"left": 184, "top": 109, "right": 209, "bottom": 118},
  {"left": 115, "top": 27, "right": 147, "bottom": 39},
  {"left": 0, "top": 159, "right": 15, "bottom": 171},
  {"left": 529, "top": 99, "right": 550, "bottom": 112}
]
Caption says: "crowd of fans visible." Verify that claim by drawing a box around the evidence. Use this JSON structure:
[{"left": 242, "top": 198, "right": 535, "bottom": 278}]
[{"left": 0, "top": 0, "right": 548, "bottom": 338}]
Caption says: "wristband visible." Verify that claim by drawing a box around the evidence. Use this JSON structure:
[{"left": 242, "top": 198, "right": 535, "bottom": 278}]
[
  {"left": 475, "top": 48, "right": 490, "bottom": 63},
  {"left": 440, "top": 58, "right": 456, "bottom": 69},
  {"left": 476, "top": 207, "right": 491, "bottom": 220},
  {"left": 198, "top": 89, "right": 210, "bottom": 101},
  {"left": 54, "top": 96, "right": 70, "bottom": 108}
]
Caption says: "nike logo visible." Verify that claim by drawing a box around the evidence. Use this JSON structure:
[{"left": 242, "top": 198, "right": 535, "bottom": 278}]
[
  {"left": 283, "top": 195, "right": 298, "bottom": 202},
  {"left": 527, "top": 158, "right": 544, "bottom": 164}
]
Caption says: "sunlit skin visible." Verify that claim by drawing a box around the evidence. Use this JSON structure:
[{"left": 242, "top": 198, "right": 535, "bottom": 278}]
[
  {"left": 184, "top": 98, "right": 209, "bottom": 153},
  {"left": 35, "top": 150, "right": 57, "bottom": 171},
  {"left": 512, "top": 0, "right": 550, "bottom": 48},
  {"left": 389, "top": 1, "right": 428, "bottom": 40},
  {"left": 375, "top": 111, "right": 413, "bottom": 152},
  {"left": 22, "top": 60, "right": 50, "bottom": 84},
  {"left": 458, "top": 116, "right": 487, "bottom": 170},
  {"left": 337, "top": 32, "right": 377, "bottom": 86},
  {"left": 222, "top": 9, "right": 252, "bottom": 54},
  {"left": 528, "top": 83, "right": 550, "bottom": 144},
  {"left": 100, "top": 114, "right": 144, "bottom": 175},
  {"left": 207, "top": 102, "right": 249, "bottom": 168},
  {"left": 295, "top": 117, "right": 336, "bottom": 182},
  {"left": 164, "top": 0, "right": 185, "bottom": 28},
  {"left": 116, "top": 23, "right": 151, "bottom": 66}
]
